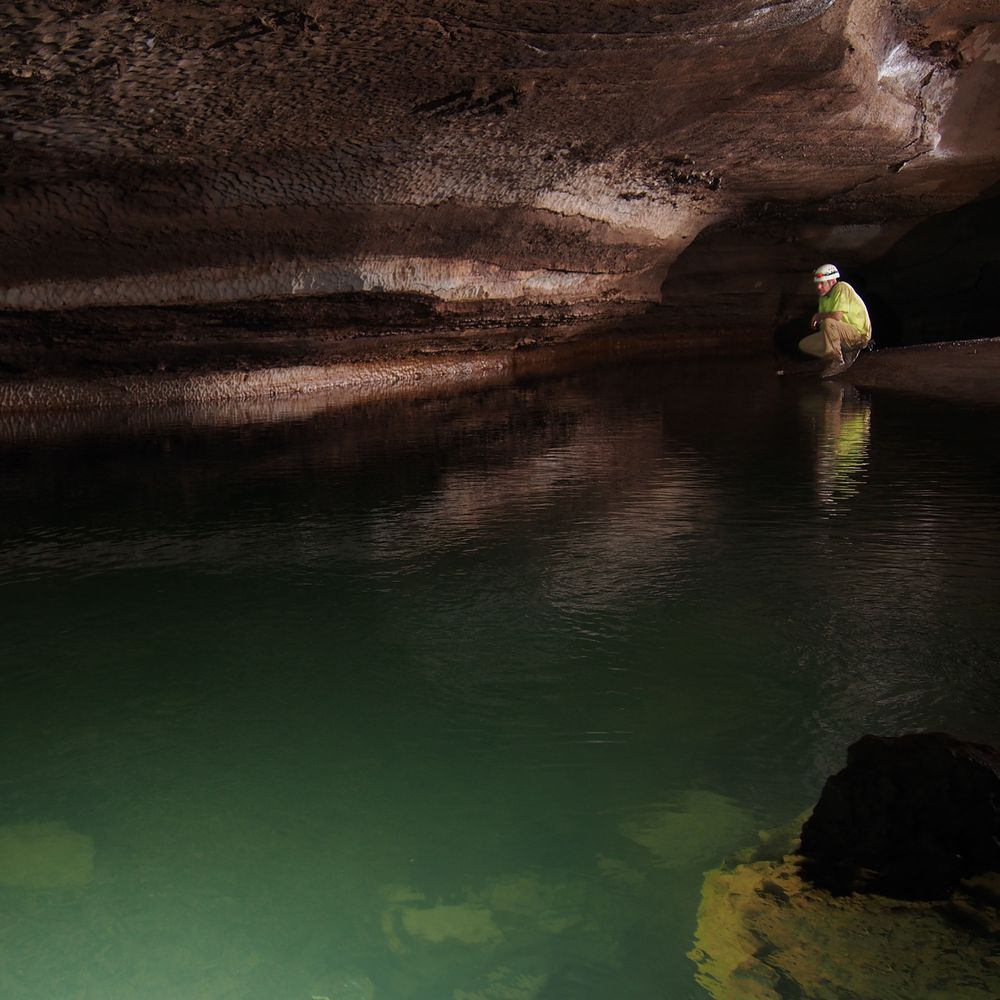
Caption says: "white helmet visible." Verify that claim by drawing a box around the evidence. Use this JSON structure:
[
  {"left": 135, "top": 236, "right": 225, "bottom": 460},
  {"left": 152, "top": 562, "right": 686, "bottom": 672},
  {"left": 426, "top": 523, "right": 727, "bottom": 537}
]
[{"left": 813, "top": 263, "right": 840, "bottom": 283}]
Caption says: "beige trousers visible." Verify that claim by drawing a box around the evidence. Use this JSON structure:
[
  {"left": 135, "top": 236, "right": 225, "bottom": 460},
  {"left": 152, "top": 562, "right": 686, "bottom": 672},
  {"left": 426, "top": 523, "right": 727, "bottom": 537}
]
[{"left": 798, "top": 319, "right": 869, "bottom": 362}]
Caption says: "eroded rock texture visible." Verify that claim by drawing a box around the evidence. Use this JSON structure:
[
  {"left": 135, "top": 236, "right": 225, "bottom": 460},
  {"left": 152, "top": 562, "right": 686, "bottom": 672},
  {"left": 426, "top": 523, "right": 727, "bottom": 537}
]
[
  {"left": 690, "top": 857, "right": 1000, "bottom": 1000},
  {"left": 1, "top": 0, "right": 999, "bottom": 379},
  {"left": 690, "top": 733, "right": 1000, "bottom": 1000},
  {"left": 800, "top": 732, "right": 1000, "bottom": 900}
]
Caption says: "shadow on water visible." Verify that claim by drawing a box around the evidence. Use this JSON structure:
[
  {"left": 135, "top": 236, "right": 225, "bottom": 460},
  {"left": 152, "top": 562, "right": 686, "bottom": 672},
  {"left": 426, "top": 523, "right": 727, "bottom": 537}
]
[{"left": 1, "top": 353, "right": 999, "bottom": 999}]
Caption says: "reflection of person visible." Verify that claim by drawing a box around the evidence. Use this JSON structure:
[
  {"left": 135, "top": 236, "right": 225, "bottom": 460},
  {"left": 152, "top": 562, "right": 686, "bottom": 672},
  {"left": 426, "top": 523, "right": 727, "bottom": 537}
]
[
  {"left": 797, "top": 264, "right": 872, "bottom": 378},
  {"left": 802, "top": 382, "right": 872, "bottom": 507}
]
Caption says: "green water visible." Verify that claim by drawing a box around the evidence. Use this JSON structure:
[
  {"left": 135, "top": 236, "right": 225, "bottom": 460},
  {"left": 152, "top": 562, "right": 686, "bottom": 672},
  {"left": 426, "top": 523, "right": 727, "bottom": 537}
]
[{"left": 2, "top": 356, "right": 999, "bottom": 999}]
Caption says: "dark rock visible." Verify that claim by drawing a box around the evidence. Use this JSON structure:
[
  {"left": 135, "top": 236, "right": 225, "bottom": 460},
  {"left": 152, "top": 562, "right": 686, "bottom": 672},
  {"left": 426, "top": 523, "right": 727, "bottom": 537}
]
[{"left": 799, "top": 732, "right": 1000, "bottom": 900}]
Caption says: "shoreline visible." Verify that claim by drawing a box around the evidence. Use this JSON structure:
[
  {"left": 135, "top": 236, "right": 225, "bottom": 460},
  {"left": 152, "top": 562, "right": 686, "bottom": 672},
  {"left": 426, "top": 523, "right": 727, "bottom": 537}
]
[
  {"left": 1, "top": 334, "right": 997, "bottom": 416},
  {"left": 847, "top": 338, "right": 1000, "bottom": 409},
  {"left": 0, "top": 316, "right": 760, "bottom": 414},
  {"left": 0, "top": 352, "right": 516, "bottom": 414}
]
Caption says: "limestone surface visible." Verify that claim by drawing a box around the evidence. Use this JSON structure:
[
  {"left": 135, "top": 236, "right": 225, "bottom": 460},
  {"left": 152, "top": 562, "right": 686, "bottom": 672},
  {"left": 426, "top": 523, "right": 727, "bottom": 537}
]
[{"left": 1, "top": 1, "right": 999, "bottom": 388}]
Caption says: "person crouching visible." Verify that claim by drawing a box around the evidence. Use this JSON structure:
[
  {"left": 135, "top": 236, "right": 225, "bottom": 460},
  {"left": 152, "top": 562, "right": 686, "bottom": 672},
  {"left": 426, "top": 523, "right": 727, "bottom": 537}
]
[{"left": 798, "top": 264, "right": 872, "bottom": 377}]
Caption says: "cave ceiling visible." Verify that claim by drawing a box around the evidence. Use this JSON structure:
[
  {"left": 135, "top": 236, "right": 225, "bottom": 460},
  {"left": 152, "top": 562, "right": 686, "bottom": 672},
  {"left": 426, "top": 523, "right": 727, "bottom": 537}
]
[{"left": 1, "top": 0, "right": 999, "bottom": 333}]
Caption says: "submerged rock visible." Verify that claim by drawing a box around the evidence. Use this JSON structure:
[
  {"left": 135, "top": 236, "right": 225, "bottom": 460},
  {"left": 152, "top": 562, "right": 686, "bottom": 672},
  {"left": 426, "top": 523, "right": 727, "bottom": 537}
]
[
  {"left": 690, "top": 857, "right": 1000, "bottom": 1000},
  {"left": 400, "top": 904, "right": 504, "bottom": 947},
  {"left": 377, "top": 870, "right": 620, "bottom": 996},
  {"left": 0, "top": 821, "right": 94, "bottom": 889},
  {"left": 620, "top": 789, "right": 753, "bottom": 871},
  {"left": 379, "top": 871, "right": 593, "bottom": 957},
  {"left": 800, "top": 732, "right": 1000, "bottom": 899},
  {"left": 308, "top": 969, "right": 375, "bottom": 1000},
  {"left": 690, "top": 733, "right": 1000, "bottom": 999},
  {"left": 453, "top": 964, "right": 548, "bottom": 1000},
  {"left": 480, "top": 873, "right": 585, "bottom": 935},
  {"left": 381, "top": 892, "right": 504, "bottom": 955}
]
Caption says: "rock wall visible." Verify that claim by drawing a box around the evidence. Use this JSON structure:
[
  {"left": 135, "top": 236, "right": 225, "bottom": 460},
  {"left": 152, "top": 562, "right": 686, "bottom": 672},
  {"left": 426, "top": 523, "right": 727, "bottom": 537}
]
[{"left": 2, "top": 0, "right": 999, "bottom": 378}]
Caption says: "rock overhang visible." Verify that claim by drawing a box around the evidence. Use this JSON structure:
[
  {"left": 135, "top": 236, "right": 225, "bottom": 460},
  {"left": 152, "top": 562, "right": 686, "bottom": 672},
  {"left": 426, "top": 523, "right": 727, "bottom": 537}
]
[{"left": 1, "top": 0, "right": 998, "bottom": 368}]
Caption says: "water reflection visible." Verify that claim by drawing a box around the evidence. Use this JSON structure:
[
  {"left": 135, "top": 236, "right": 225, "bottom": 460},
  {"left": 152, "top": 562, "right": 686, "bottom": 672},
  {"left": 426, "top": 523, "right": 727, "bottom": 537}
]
[
  {"left": 368, "top": 410, "right": 715, "bottom": 616},
  {"left": 800, "top": 382, "right": 871, "bottom": 507}
]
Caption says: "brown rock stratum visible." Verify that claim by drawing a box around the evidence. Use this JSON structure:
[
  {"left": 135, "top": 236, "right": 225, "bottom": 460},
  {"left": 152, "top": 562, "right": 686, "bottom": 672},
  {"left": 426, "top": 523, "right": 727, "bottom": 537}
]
[{"left": 1, "top": 0, "right": 999, "bottom": 397}]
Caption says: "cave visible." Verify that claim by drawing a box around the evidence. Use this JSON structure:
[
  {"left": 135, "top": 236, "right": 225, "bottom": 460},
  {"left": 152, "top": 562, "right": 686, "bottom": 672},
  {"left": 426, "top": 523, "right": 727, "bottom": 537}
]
[
  {"left": 2, "top": 0, "right": 998, "bottom": 404},
  {"left": 3, "top": 7, "right": 1000, "bottom": 999}
]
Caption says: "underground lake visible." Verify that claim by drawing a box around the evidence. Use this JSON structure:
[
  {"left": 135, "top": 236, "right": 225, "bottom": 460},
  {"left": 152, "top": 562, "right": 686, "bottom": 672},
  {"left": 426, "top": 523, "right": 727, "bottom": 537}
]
[{"left": 1, "top": 352, "right": 999, "bottom": 999}]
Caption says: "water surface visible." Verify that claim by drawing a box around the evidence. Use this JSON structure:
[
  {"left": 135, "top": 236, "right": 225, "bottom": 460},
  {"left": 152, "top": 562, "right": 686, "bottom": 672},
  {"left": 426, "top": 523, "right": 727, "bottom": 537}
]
[{"left": 2, "top": 355, "right": 999, "bottom": 999}]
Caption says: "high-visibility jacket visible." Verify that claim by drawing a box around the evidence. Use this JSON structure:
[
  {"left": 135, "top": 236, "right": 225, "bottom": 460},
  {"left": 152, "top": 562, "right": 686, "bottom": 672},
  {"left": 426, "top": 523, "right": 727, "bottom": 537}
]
[{"left": 819, "top": 281, "right": 871, "bottom": 339}]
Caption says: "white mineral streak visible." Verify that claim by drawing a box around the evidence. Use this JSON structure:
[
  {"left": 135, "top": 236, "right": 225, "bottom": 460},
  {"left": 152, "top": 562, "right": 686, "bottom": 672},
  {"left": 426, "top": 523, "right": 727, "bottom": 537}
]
[
  {"left": 878, "top": 42, "right": 928, "bottom": 89},
  {"left": 729, "top": 0, "right": 836, "bottom": 34},
  {"left": 875, "top": 41, "right": 955, "bottom": 150},
  {"left": 532, "top": 156, "right": 725, "bottom": 239},
  {"left": 0, "top": 256, "right": 648, "bottom": 311},
  {"left": 533, "top": 187, "right": 707, "bottom": 238},
  {"left": 685, "top": 0, "right": 835, "bottom": 42}
]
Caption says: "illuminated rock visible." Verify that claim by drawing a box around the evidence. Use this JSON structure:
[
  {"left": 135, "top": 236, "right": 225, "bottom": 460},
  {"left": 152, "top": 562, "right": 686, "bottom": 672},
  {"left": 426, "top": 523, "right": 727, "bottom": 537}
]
[
  {"left": 691, "top": 734, "right": 1000, "bottom": 999},
  {"left": 689, "top": 858, "right": 1000, "bottom": 1000}
]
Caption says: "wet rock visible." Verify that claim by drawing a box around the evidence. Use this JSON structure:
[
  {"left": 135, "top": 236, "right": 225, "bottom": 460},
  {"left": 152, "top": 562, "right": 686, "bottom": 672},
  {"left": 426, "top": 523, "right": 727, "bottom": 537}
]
[
  {"left": 799, "top": 732, "right": 1000, "bottom": 899},
  {"left": 689, "top": 856, "right": 1000, "bottom": 1000},
  {"left": 690, "top": 734, "right": 1000, "bottom": 999}
]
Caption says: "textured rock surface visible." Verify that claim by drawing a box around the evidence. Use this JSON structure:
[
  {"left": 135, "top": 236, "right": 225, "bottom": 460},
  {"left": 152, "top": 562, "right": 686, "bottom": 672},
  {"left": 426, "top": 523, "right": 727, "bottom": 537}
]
[
  {"left": 800, "top": 732, "right": 1000, "bottom": 899},
  {"left": 690, "top": 857, "right": 1000, "bottom": 1000},
  {"left": 691, "top": 734, "right": 1000, "bottom": 998},
  {"left": 2, "top": 1, "right": 999, "bottom": 386}
]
